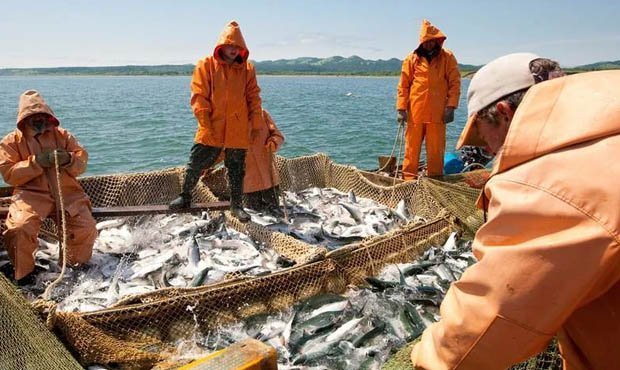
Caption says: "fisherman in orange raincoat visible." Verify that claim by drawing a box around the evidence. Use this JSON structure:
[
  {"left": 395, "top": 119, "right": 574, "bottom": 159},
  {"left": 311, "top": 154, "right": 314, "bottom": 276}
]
[
  {"left": 169, "top": 20, "right": 263, "bottom": 223},
  {"left": 240, "top": 109, "right": 285, "bottom": 217},
  {"left": 411, "top": 53, "right": 620, "bottom": 370},
  {"left": 0, "top": 90, "right": 96, "bottom": 285},
  {"left": 396, "top": 20, "right": 461, "bottom": 179}
]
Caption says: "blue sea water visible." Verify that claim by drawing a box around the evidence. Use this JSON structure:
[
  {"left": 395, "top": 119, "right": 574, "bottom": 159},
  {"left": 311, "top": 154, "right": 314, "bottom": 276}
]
[{"left": 0, "top": 76, "right": 469, "bottom": 178}]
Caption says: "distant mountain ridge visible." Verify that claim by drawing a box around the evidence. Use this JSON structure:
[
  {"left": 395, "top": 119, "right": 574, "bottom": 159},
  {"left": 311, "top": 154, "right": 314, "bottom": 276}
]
[
  {"left": 572, "top": 60, "right": 620, "bottom": 70},
  {"left": 256, "top": 55, "right": 406, "bottom": 75},
  {"left": 0, "top": 56, "right": 618, "bottom": 76}
]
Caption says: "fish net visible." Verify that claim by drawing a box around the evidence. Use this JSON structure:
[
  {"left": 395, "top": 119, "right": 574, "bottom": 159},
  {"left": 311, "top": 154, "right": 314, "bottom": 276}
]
[
  {"left": 0, "top": 153, "right": 561, "bottom": 369},
  {"left": 0, "top": 273, "right": 82, "bottom": 370},
  {"left": 420, "top": 177, "right": 485, "bottom": 237},
  {"left": 205, "top": 153, "right": 443, "bottom": 221},
  {"left": 383, "top": 339, "right": 563, "bottom": 370}
]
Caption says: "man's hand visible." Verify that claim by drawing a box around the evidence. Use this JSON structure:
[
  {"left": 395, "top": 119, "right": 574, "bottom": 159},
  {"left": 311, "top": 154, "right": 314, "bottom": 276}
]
[
  {"left": 397, "top": 110, "right": 407, "bottom": 125},
  {"left": 54, "top": 149, "right": 71, "bottom": 166},
  {"left": 444, "top": 107, "right": 455, "bottom": 123},
  {"left": 35, "top": 149, "right": 71, "bottom": 168},
  {"left": 35, "top": 149, "right": 53, "bottom": 168},
  {"left": 265, "top": 138, "right": 278, "bottom": 152}
]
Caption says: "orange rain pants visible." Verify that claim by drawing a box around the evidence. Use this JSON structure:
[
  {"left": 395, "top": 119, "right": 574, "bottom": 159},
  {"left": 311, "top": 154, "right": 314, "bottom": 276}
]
[
  {"left": 402, "top": 122, "right": 446, "bottom": 179},
  {"left": 4, "top": 199, "right": 96, "bottom": 280}
]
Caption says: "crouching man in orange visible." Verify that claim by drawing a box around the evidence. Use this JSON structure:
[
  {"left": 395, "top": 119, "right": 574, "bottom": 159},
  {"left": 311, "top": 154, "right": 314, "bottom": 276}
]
[
  {"left": 0, "top": 90, "right": 96, "bottom": 285},
  {"left": 241, "top": 109, "right": 285, "bottom": 217},
  {"left": 411, "top": 53, "right": 620, "bottom": 370}
]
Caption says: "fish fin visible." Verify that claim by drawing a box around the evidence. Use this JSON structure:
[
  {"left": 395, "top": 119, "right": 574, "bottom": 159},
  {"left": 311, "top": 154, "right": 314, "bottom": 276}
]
[{"left": 397, "top": 265, "right": 406, "bottom": 286}]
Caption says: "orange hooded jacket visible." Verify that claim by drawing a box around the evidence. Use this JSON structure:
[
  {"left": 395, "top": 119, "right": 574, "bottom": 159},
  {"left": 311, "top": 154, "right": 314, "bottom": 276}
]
[
  {"left": 243, "top": 109, "right": 284, "bottom": 193},
  {"left": 411, "top": 71, "right": 620, "bottom": 369},
  {"left": 190, "top": 21, "right": 263, "bottom": 149},
  {"left": 397, "top": 20, "right": 461, "bottom": 124},
  {"left": 0, "top": 90, "right": 95, "bottom": 279}
]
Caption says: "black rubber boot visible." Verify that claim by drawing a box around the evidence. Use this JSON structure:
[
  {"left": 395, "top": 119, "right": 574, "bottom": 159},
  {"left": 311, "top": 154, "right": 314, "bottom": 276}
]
[
  {"left": 0, "top": 262, "right": 15, "bottom": 280},
  {"left": 170, "top": 144, "right": 222, "bottom": 210},
  {"left": 263, "top": 187, "right": 284, "bottom": 219},
  {"left": 16, "top": 272, "right": 37, "bottom": 287},
  {"left": 244, "top": 190, "right": 266, "bottom": 213},
  {"left": 231, "top": 203, "right": 250, "bottom": 223},
  {"left": 226, "top": 149, "right": 250, "bottom": 223}
]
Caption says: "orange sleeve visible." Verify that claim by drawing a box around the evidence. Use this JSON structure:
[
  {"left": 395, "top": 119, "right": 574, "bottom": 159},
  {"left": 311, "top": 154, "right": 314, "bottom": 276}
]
[
  {"left": 445, "top": 52, "right": 461, "bottom": 108},
  {"left": 61, "top": 130, "right": 88, "bottom": 178},
  {"left": 397, "top": 55, "right": 414, "bottom": 111},
  {"left": 412, "top": 179, "right": 618, "bottom": 369},
  {"left": 246, "top": 62, "right": 263, "bottom": 130},
  {"left": 190, "top": 59, "right": 213, "bottom": 127},
  {"left": 264, "top": 111, "right": 285, "bottom": 150},
  {"left": 0, "top": 134, "right": 44, "bottom": 186}
]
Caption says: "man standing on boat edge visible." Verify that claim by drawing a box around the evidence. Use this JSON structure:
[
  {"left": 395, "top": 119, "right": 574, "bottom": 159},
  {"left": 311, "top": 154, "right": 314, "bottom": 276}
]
[
  {"left": 169, "top": 20, "right": 263, "bottom": 223},
  {"left": 0, "top": 90, "right": 96, "bottom": 285},
  {"left": 411, "top": 53, "right": 620, "bottom": 369},
  {"left": 396, "top": 19, "right": 461, "bottom": 180}
]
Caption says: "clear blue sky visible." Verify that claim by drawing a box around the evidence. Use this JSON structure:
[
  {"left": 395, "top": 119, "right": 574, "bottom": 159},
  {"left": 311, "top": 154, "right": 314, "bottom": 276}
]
[{"left": 1, "top": 0, "right": 618, "bottom": 68}]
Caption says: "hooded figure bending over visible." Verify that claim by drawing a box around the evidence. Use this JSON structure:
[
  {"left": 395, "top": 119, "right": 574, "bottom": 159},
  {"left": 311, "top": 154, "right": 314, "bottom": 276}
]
[
  {"left": 169, "top": 20, "right": 263, "bottom": 223},
  {"left": 0, "top": 90, "right": 96, "bottom": 284}
]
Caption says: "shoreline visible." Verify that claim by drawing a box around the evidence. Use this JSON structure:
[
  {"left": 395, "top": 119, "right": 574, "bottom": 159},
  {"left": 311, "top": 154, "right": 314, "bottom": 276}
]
[{"left": 0, "top": 72, "right": 478, "bottom": 78}]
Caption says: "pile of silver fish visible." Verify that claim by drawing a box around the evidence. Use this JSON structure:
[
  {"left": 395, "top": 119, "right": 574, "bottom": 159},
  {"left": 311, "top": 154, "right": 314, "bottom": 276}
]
[
  {"left": 14, "top": 212, "right": 294, "bottom": 312},
  {"left": 169, "top": 232, "right": 475, "bottom": 369},
  {"left": 248, "top": 187, "right": 425, "bottom": 250}
]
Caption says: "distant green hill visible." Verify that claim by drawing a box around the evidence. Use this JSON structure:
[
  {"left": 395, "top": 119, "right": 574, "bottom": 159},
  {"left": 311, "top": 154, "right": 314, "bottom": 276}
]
[
  {"left": 0, "top": 56, "right": 616, "bottom": 76},
  {"left": 0, "top": 56, "right": 473, "bottom": 76},
  {"left": 566, "top": 60, "right": 620, "bottom": 72},
  {"left": 0, "top": 64, "right": 194, "bottom": 76},
  {"left": 256, "top": 55, "right": 404, "bottom": 75}
]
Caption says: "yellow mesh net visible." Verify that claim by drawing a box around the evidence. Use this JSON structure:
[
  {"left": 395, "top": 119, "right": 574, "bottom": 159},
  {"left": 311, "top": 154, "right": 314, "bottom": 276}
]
[
  {"left": 0, "top": 153, "right": 561, "bottom": 369},
  {"left": 421, "top": 177, "right": 485, "bottom": 237},
  {"left": 0, "top": 274, "right": 82, "bottom": 370}
]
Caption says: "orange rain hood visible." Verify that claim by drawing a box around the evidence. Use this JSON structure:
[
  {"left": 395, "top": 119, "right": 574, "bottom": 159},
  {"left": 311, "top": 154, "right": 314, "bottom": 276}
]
[{"left": 213, "top": 20, "right": 250, "bottom": 63}]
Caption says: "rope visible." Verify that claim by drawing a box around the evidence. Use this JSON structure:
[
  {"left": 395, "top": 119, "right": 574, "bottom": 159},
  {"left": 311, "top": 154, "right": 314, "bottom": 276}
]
[
  {"left": 377, "top": 123, "right": 404, "bottom": 173},
  {"left": 43, "top": 150, "right": 69, "bottom": 301},
  {"left": 31, "top": 299, "right": 59, "bottom": 330},
  {"left": 394, "top": 123, "right": 405, "bottom": 183},
  {"left": 388, "top": 123, "right": 406, "bottom": 207},
  {"left": 374, "top": 121, "right": 407, "bottom": 209}
]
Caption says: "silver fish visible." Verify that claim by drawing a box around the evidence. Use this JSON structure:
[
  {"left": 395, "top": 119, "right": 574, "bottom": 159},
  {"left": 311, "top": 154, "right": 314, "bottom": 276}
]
[{"left": 96, "top": 218, "right": 126, "bottom": 231}]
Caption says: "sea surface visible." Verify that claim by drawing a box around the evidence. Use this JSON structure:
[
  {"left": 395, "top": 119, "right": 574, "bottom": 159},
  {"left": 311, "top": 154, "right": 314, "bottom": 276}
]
[{"left": 0, "top": 76, "right": 469, "bottom": 179}]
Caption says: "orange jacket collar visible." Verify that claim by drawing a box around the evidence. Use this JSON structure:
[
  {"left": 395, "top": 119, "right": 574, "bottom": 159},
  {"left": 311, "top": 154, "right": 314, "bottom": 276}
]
[{"left": 492, "top": 71, "right": 620, "bottom": 177}]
